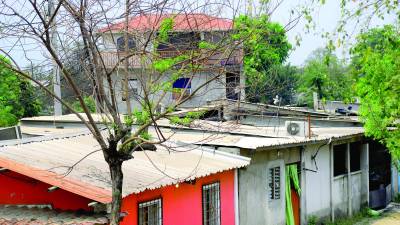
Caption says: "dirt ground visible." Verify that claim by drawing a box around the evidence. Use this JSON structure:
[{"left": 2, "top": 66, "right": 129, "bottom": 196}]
[
  {"left": 355, "top": 204, "right": 400, "bottom": 225},
  {"left": 370, "top": 211, "right": 400, "bottom": 225}
]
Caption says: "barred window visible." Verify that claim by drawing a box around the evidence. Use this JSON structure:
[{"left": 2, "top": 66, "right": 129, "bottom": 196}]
[
  {"left": 269, "top": 166, "right": 281, "bottom": 200},
  {"left": 138, "top": 198, "right": 162, "bottom": 225},
  {"left": 202, "top": 182, "right": 221, "bottom": 225}
]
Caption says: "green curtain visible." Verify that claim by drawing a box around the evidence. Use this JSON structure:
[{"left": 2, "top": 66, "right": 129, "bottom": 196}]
[{"left": 285, "top": 164, "right": 301, "bottom": 225}]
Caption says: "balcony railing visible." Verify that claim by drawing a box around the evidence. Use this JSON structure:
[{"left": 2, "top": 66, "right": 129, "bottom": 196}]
[{"left": 99, "top": 49, "right": 243, "bottom": 69}]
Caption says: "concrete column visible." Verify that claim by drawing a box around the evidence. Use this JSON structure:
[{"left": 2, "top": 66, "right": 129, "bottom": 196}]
[
  {"left": 313, "top": 92, "right": 319, "bottom": 111},
  {"left": 346, "top": 143, "right": 352, "bottom": 216},
  {"left": 300, "top": 146, "right": 307, "bottom": 225},
  {"left": 234, "top": 169, "right": 240, "bottom": 225},
  {"left": 361, "top": 143, "right": 369, "bottom": 206},
  {"left": 391, "top": 163, "right": 398, "bottom": 200},
  {"left": 329, "top": 143, "right": 335, "bottom": 222}
]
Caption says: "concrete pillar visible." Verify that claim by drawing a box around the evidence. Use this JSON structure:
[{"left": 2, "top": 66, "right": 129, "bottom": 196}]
[
  {"left": 361, "top": 143, "right": 369, "bottom": 206},
  {"left": 329, "top": 143, "right": 335, "bottom": 222},
  {"left": 300, "top": 146, "right": 307, "bottom": 225},
  {"left": 391, "top": 162, "right": 399, "bottom": 199},
  {"left": 313, "top": 92, "right": 319, "bottom": 111},
  {"left": 234, "top": 169, "right": 240, "bottom": 225},
  {"left": 346, "top": 143, "right": 352, "bottom": 216}
]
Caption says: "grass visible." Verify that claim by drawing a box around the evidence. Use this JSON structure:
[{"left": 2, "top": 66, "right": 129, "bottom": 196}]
[{"left": 308, "top": 208, "right": 377, "bottom": 225}]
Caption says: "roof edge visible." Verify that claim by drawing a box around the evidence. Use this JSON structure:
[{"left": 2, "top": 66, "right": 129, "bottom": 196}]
[{"left": 0, "top": 156, "right": 112, "bottom": 203}]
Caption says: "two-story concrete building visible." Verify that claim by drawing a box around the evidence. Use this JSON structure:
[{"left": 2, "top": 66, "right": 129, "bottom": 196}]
[{"left": 97, "top": 13, "right": 245, "bottom": 113}]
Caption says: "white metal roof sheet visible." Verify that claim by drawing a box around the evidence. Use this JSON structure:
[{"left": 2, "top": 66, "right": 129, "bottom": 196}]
[{"left": 0, "top": 133, "right": 250, "bottom": 197}]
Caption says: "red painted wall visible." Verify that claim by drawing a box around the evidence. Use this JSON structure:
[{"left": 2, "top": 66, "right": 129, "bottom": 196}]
[
  {"left": 0, "top": 171, "right": 92, "bottom": 211},
  {"left": 120, "top": 170, "right": 236, "bottom": 225}
]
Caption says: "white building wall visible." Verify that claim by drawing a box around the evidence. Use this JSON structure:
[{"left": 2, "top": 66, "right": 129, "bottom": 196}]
[
  {"left": 111, "top": 70, "right": 230, "bottom": 113},
  {"left": 303, "top": 144, "right": 331, "bottom": 220},
  {"left": 302, "top": 142, "right": 369, "bottom": 223}
]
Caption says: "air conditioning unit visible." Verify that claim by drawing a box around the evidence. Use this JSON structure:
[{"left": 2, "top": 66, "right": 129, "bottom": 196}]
[{"left": 285, "top": 121, "right": 309, "bottom": 137}]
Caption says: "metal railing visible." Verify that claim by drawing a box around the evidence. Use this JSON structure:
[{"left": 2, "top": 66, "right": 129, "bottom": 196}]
[{"left": 99, "top": 49, "right": 242, "bottom": 69}]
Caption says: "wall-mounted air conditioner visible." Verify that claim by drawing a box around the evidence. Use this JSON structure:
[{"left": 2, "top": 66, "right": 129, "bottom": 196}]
[{"left": 285, "top": 121, "right": 309, "bottom": 137}]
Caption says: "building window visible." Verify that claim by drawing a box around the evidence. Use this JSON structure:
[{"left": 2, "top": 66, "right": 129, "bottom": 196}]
[
  {"left": 138, "top": 198, "right": 162, "bottom": 225},
  {"left": 202, "top": 182, "right": 221, "bottom": 225},
  {"left": 269, "top": 166, "right": 281, "bottom": 200},
  {"left": 172, "top": 78, "right": 191, "bottom": 100},
  {"left": 350, "top": 142, "right": 361, "bottom": 172},
  {"left": 334, "top": 144, "right": 347, "bottom": 176},
  {"left": 128, "top": 79, "right": 138, "bottom": 97},
  {"left": 117, "top": 36, "right": 136, "bottom": 51}
]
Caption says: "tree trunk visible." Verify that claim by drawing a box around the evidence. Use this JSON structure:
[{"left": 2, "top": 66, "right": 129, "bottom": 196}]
[{"left": 109, "top": 161, "right": 124, "bottom": 225}]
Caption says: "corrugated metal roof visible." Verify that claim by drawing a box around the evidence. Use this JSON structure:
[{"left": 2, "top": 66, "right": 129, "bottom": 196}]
[
  {"left": 0, "top": 133, "right": 250, "bottom": 203},
  {"left": 154, "top": 126, "right": 365, "bottom": 150},
  {"left": 98, "top": 13, "right": 233, "bottom": 33}
]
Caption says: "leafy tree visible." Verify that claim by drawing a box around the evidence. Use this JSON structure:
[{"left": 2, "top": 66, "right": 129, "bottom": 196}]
[
  {"left": 297, "top": 48, "right": 353, "bottom": 106},
  {"left": 263, "top": 64, "right": 299, "bottom": 105},
  {"left": 72, "top": 96, "right": 96, "bottom": 113},
  {"left": 233, "top": 15, "right": 292, "bottom": 103},
  {"left": 0, "top": 56, "right": 41, "bottom": 127},
  {"left": 350, "top": 25, "right": 400, "bottom": 159},
  {"left": 0, "top": 56, "right": 21, "bottom": 126}
]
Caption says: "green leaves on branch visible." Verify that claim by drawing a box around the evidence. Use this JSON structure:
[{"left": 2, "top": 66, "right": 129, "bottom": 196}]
[
  {"left": 297, "top": 48, "right": 354, "bottom": 106},
  {"left": 71, "top": 96, "right": 96, "bottom": 113},
  {"left": 351, "top": 25, "right": 400, "bottom": 159},
  {"left": 169, "top": 111, "right": 205, "bottom": 127},
  {"left": 233, "top": 15, "right": 292, "bottom": 103},
  {"left": 0, "top": 55, "right": 41, "bottom": 127}
]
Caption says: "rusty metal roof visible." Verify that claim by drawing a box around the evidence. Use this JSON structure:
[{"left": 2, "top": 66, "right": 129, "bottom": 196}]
[
  {"left": 0, "top": 133, "right": 250, "bottom": 203},
  {"left": 0, "top": 205, "right": 108, "bottom": 225},
  {"left": 98, "top": 13, "right": 233, "bottom": 32}
]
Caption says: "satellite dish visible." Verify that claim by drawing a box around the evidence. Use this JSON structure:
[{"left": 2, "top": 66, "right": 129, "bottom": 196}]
[{"left": 287, "top": 122, "right": 300, "bottom": 135}]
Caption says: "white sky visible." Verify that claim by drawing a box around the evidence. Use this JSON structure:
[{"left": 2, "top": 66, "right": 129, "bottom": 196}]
[{"left": 0, "top": 0, "right": 396, "bottom": 68}]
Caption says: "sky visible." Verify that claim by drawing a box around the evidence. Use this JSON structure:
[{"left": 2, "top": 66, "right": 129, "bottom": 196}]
[
  {"left": 0, "top": 0, "right": 396, "bottom": 68},
  {"left": 271, "top": 0, "right": 396, "bottom": 66}
]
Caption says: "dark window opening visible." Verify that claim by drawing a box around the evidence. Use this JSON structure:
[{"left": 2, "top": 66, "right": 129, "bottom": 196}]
[
  {"left": 202, "top": 182, "right": 221, "bottom": 225},
  {"left": 269, "top": 166, "right": 281, "bottom": 200},
  {"left": 226, "top": 72, "right": 240, "bottom": 100},
  {"left": 334, "top": 144, "right": 347, "bottom": 176},
  {"left": 138, "top": 198, "right": 162, "bottom": 225},
  {"left": 117, "top": 36, "right": 136, "bottom": 51},
  {"left": 157, "top": 32, "right": 201, "bottom": 51},
  {"left": 350, "top": 142, "right": 361, "bottom": 172},
  {"left": 172, "top": 78, "right": 191, "bottom": 100}
]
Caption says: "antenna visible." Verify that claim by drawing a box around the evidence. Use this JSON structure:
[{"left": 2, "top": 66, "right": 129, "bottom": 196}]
[{"left": 48, "top": 0, "right": 62, "bottom": 116}]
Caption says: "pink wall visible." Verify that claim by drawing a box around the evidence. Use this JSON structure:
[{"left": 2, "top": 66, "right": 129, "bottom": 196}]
[
  {"left": 0, "top": 171, "right": 92, "bottom": 211},
  {"left": 120, "top": 170, "right": 236, "bottom": 225}
]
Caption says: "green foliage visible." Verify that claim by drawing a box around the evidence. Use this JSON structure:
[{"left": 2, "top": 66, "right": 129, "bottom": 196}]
[
  {"left": 323, "top": 208, "right": 371, "bottom": 225},
  {"left": 297, "top": 48, "right": 354, "bottom": 106},
  {"left": 152, "top": 55, "right": 188, "bottom": 73},
  {"left": 263, "top": 64, "right": 298, "bottom": 104},
  {"left": 351, "top": 25, "right": 400, "bottom": 159},
  {"left": 307, "top": 215, "right": 317, "bottom": 225},
  {"left": 71, "top": 96, "right": 96, "bottom": 113},
  {"left": 169, "top": 110, "right": 205, "bottom": 127},
  {"left": 0, "top": 55, "right": 41, "bottom": 127},
  {"left": 132, "top": 109, "right": 150, "bottom": 126},
  {"left": 394, "top": 193, "right": 400, "bottom": 203},
  {"left": 158, "top": 17, "right": 174, "bottom": 42},
  {"left": 198, "top": 41, "right": 217, "bottom": 50},
  {"left": 233, "top": 15, "right": 292, "bottom": 103},
  {"left": 139, "top": 131, "right": 152, "bottom": 141}
]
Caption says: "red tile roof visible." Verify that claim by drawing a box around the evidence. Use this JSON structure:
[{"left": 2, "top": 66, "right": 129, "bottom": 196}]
[
  {"left": 99, "top": 13, "right": 233, "bottom": 32},
  {"left": 0, "top": 205, "right": 108, "bottom": 225}
]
